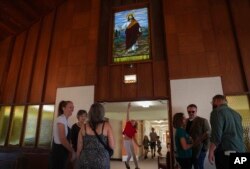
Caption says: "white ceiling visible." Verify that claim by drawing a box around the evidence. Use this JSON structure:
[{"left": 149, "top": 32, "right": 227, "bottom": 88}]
[{"left": 103, "top": 100, "right": 169, "bottom": 121}]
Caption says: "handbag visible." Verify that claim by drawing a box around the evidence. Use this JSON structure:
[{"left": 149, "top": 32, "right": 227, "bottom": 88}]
[{"left": 92, "top": 127, "right": 114, "bottom": 157}]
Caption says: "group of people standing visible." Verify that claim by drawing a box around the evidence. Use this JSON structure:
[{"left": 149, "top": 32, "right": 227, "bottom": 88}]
[
  {"left": 50, "top": 101, "right": 115, "bottom": 169},
  {"left": 173, "top": 104, "right": 210, "bottom": 169},
  {"left": 49, "top": 101, "right": 144, "bottom": 169},
  {"left": 173, "top": 94, "right": 246, "bottom": 169},
  {"left": 49, "top": 94, "right": 246, "bottom": 169}
]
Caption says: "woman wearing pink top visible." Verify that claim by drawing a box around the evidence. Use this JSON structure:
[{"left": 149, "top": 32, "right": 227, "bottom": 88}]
[{"left": 122, "top": 103, "right": 141, "bottom": 169}]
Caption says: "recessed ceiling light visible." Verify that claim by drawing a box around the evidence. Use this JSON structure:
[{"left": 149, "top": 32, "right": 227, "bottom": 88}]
[{"left": 137, "top": 101, "right": 152, "bottom": 108}]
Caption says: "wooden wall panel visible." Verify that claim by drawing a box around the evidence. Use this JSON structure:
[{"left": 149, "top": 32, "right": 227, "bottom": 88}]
[
  {"left": 210, "top": 0, "right": 246, "bottom": 94},
  {"left": 150, "top": 0, "right": 166, "bottom": 61},
  {"left": 29, "top": 12, "right": 55, "bottom": 103},
  {"left": 15, "top": 22, "right": 40, "bottom": 104},
  {"left": 1, "top": 0, "right": 249, "bottom": 105},
  {"left": 44, "top": 0, "right": 99, "bottom": 102},
  {"left": 95, "top": 66, "right": 109, "bottom": 101},
  {"left": 137, "top": 63, "right": 153, "bottom": 98},
  {"left": 229, "top": 0, "right": 250, "bottom": 92},
  {"left": 0, "top": 37, "right": 13, "bottom": 102},
  {"left": 44, "top": 2, "right": 77, "bottom": 102},
  {"left": 163, "top": 0, "right": 247, "bottom": 94},
  {"left": 109, "top": 66, "right": 122, "bottom": 99},
  {"left": 2, "top": 32, "right": 27, "bottom": 104},
  {"left": 123, "top": 64, "right": 137, "bottom": 75},
  {"left": 86, "top": 64, "right": 97, "bottom": 85},
  {"left": 64, "top": 65, "right": 85, "bottom": 86},
  {"left": 153, "top": 61, "right": 167, "bottom": 97},
  {"left": 43, "top": 47, "right": 61, "bottom": 102},
  {"left": 164, "top": 0, "right": 212, "bottom": 80},
  {"left": 85, "top": 0, "right": 100, "bottom": 84},
  {"left": 97, "top": 0, "right": 112, "bottom": 66},
  {"left": 122, "top": 82, "right": 137, "bottom": 99}
]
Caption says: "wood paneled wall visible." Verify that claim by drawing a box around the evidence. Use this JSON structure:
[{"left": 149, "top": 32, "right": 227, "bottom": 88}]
[
  {"left": 228, "top": 0, "right": 250, "bottom": 92},
  {"left": 0, "top": 37, "right": 13, "bottom": 101},
  {"left": 0, "top": 0, "right": 100, "bottom": 104},
  {"left": 1, "top": 0, "right": 250, "bottom": 105},
  {"left": 163, "top": 0, "right": 249, "bottom": 94}
]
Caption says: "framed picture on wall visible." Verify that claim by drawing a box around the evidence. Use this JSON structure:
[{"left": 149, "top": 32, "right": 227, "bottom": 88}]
[{"left": 112, "top": 6, "right": 151, "bottom": 63}]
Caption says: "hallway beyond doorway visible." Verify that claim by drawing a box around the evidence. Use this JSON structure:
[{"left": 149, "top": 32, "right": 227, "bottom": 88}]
[{"left": 103, "top": 100, "right": 169, "bottom": 160}]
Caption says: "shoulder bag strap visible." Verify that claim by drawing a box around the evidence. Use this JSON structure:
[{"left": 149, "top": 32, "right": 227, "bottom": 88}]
[
  {"left": 101, "top": 122, "right": 105, "bottom": 134},
  {"left": 91, "top": 123, "right": 109, "bottom": 151}
]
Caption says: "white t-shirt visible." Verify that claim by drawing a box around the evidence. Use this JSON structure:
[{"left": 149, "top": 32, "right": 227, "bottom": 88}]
[{"left": 53, "top": 114, "right": 68, "bottom": 144}]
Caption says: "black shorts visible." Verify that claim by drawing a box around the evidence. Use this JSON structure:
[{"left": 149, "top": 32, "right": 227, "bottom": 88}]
[{"left": 150, "top": 142, "right": 156, "bottom": 149}]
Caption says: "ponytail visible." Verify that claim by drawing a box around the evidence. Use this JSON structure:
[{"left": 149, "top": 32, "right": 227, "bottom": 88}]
[{"left": 58, "top": 100, "right": 72, "bottom": 116}]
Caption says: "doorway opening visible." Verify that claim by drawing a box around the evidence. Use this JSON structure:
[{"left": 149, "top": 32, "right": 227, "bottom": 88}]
[{"left": 103, "top": 100, "right": 170, "bottom": 160}]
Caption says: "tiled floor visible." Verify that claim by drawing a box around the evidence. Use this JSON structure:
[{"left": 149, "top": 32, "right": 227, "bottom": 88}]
[
  {"left": 111, "top": 157, "right": 159, "bottom": 169},
  {"left": 110, "top": 152, "right": 216, "bottom": 169}
]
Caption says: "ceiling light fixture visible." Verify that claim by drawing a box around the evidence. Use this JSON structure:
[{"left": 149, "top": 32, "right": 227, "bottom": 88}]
[{"left": 137, "top": 101, "right": 152, "bottom": 108}]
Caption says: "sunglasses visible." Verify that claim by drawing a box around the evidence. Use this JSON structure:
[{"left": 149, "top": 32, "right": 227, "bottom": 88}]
[{"left": 188, "top": 111, "right": 195, "bottom": 114}]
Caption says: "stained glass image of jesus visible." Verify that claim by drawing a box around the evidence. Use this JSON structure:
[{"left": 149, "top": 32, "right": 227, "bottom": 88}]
[{"left": 113, "top": 7, "right": 150, "bottom": 63}]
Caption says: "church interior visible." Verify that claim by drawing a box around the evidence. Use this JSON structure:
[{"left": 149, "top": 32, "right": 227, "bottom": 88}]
[{"left": 0, "top": 0, "right": 250, "bottom": 169}]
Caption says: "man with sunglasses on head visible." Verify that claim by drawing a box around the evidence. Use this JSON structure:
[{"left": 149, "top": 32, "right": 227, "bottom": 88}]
[{"left": 186, "top": 104, "right": 210, "bottom": 169}]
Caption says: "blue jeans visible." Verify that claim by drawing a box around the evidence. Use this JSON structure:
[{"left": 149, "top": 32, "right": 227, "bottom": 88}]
[
  {"left": 198, "top": 151, "right": 206, "bottom": 169},
  {"left": 192, "top": 151, "right": 206, "bottom": 169}
]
